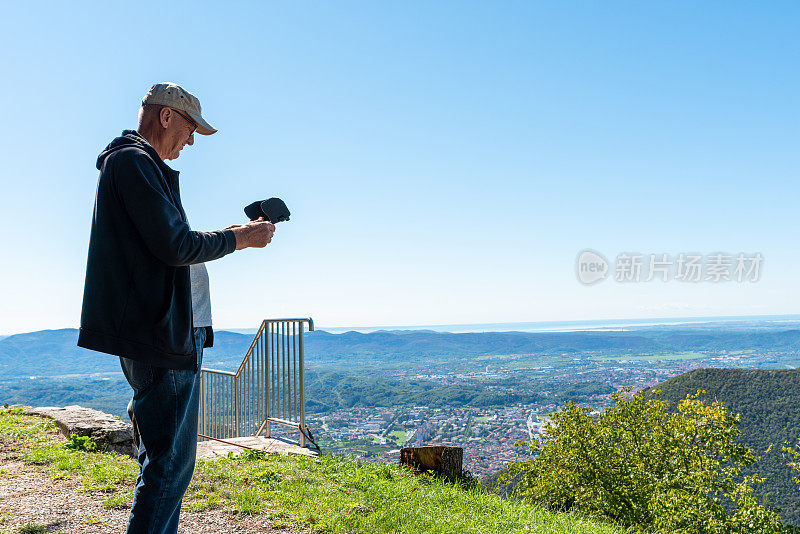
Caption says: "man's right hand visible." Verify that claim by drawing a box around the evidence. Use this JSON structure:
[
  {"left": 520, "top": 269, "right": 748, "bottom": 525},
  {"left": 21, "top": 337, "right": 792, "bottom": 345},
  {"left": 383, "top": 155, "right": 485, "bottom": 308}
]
[{"left": 231, "top": 217, "right": 276, "bottom": 250}]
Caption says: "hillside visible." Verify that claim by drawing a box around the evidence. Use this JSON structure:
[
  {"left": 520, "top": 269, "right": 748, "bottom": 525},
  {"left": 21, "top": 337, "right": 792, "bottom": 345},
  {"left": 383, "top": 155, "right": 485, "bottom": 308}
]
[
  {"left": 0, "top": 370, "right": 608, "bottom": 420},
  {"left": 0, "top": 407, "right": 619, "bottom": 534},
  {"left": 648, "top": 368, "right": 800, "bottom": 524}
]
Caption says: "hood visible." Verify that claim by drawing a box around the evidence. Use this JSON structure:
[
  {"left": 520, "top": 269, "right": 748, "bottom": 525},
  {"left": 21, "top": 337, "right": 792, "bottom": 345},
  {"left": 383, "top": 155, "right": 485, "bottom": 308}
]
[{"left": 96, "top": 130, "right": 163, "bottom": 170}]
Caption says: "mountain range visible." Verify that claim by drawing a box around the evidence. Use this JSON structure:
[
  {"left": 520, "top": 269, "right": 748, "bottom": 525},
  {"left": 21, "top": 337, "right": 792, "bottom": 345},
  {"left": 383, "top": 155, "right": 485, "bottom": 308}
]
[{"left": 5, "top": 326, "right": 800, "bottom": 378}]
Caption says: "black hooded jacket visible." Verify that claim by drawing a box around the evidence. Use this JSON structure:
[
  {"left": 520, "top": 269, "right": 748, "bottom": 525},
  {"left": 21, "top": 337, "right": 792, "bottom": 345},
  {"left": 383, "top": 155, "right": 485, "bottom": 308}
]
[{"left": 78, "top": 130, "right": 236, "bottom": 370}]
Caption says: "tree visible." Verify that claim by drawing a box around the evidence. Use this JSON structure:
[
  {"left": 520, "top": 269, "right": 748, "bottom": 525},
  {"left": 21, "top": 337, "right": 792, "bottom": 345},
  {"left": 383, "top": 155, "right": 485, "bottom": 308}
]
[{"left": 506, "top": 389, "right": 784, "bottom": 533}]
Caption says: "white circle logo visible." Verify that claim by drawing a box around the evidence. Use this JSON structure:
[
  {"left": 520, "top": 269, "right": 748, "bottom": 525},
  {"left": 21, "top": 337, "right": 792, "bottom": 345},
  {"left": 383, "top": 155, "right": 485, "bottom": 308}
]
[{"left": 576, "top": 249, "right": 609, "bottom": 285}]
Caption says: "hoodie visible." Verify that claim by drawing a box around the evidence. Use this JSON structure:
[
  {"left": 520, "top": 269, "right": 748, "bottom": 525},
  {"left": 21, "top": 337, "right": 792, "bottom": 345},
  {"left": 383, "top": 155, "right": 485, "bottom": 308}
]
[{"left": 78, "top": 130, "right": 236, "bottom": 370}]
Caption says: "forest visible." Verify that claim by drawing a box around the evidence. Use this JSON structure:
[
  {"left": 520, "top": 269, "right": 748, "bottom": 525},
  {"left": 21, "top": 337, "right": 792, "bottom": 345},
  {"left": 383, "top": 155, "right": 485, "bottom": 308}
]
[{"left": 647, "top": 368, "right": 800, "bottom": 524}]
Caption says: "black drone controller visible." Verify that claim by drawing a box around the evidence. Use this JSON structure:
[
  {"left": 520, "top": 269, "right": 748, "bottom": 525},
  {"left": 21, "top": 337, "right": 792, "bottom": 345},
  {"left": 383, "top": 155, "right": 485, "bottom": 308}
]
[{"left": 244, "top": 197, "right": 291, "bottom": 223}]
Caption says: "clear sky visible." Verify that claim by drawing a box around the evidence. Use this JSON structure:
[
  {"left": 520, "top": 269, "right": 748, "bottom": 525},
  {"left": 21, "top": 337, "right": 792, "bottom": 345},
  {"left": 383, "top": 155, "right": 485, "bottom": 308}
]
[{"left": 0, "top": 2, "right": 798, "bottom": 334}]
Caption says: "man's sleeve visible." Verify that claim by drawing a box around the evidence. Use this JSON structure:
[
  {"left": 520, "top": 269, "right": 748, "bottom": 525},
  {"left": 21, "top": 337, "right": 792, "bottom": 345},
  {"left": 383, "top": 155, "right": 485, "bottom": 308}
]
[{"left": 112, "top": 150, "right": 236, "bottom": 266}]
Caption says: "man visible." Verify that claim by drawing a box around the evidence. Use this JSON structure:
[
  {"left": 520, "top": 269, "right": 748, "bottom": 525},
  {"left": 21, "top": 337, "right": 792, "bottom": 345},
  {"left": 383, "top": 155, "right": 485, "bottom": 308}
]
[{"left": 78, "top": 82, "right": 274, "bottom": 533}]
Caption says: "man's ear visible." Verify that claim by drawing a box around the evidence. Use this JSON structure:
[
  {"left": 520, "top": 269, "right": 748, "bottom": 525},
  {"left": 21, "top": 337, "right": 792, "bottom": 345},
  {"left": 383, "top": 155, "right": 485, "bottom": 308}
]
[{"left": 159, "top": 107, "right": 172, "bottom": 130}]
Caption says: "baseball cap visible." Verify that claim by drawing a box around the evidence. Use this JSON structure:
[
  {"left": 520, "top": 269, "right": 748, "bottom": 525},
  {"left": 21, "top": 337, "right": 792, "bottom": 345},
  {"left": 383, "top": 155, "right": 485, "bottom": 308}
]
[{"left": 141, "top": 82, "right": 217, "bottom": 135}]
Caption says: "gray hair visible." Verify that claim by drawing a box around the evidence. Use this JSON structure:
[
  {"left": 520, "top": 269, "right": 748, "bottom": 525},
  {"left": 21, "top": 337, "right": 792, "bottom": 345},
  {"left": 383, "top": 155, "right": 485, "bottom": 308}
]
[{"left": 138, "top": 103, "right": 165, "bottom": 129}]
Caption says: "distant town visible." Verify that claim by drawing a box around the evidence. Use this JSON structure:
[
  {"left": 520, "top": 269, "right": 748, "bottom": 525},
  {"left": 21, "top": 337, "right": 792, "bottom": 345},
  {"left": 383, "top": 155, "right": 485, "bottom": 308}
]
[{"left": 303, "top": 345, "right": 790, "bottom": 476}]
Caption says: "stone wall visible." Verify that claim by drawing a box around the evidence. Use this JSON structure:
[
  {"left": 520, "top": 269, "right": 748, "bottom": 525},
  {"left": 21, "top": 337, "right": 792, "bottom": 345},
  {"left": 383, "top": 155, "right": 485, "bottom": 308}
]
[{"left": 21, "top": 405, "right": 135, "bottom": 457}]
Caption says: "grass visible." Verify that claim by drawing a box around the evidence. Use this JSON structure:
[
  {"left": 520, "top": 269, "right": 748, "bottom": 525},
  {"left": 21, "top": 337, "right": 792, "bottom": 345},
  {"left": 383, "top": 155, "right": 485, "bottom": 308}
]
[
  {"left": 12, "top": 526, "right": 48, "bottom": 534},
  {"left": 20, "top": 439, "right": 137, "bottom": 492},
  {"left": 0, "top": 408, "right": 138, "bottom": 494},
  {"left": 0, "top": 408, "right": 620, "bottom": 534},
  {"left": 389, "top": 429, "right": 412, "bottom": 446},
  {"left": 81, "top": 515, "right": 107, "bottom": 524},
  {"left": 102, "top": 491, "right": 132, "bottom": 510},
  {"left": 187, "top": 449, "right": 620, "bottom": 533},
  {"left": 593, "top": 351, "right": 706, "bottom": 362}
]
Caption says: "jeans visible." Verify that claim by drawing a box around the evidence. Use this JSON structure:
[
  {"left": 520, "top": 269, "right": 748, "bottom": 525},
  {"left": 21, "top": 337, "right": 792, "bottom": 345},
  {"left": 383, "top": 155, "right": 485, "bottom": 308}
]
[{"left": 120, "top": 327, "right": 205, "bottom": 534}]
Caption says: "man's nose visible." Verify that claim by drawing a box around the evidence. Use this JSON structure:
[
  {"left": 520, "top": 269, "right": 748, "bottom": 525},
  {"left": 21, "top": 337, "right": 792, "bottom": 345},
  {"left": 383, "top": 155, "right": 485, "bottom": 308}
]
[{"left": 187, "top": 132, "right": 194, "bottom": 146}]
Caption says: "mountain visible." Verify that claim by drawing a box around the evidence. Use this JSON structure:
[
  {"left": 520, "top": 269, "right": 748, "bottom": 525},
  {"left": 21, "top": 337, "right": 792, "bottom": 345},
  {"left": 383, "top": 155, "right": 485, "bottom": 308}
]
[
  {"left": 0, "top": 329, "right": 254, "bottom": 378},
  {"left": 648, "top": 368, "right": 800, "bottom": 524},
  {"left": 0, "top": 329, "right": 120, "bottom": 377},
  {"left": 6, "top": 327, "right": 800, "bottom": 379}
]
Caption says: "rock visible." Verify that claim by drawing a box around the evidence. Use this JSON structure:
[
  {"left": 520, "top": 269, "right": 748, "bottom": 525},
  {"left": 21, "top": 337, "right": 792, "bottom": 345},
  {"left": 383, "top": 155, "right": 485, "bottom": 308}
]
[
  {"left": 196, "top": 435, "right": 320, "bottom": 460},
  {"left": 22, "top": 405, "right": 135, "bottom": 457},
  {"left": 399, "top": 445, "right": 463, "bottom": 482}
]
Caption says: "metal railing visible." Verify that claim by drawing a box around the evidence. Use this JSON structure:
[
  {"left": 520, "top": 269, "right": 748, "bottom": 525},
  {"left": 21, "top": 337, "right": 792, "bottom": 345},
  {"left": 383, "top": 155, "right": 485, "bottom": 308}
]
[{"left": 199, "top": 317, "right": 314, "bottom": 447}]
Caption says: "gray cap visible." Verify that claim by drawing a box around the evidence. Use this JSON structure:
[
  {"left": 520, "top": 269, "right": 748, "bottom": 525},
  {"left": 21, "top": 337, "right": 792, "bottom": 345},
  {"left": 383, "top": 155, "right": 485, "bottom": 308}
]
[{"left": 141, "top": 82, "right": 217, "bottom": 135}]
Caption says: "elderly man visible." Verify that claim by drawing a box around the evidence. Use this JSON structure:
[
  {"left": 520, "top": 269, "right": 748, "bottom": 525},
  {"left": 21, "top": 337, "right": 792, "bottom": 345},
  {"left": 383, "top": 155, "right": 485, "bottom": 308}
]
[{"left": 78, "top": 82, "right": 274, "bottom": 533}]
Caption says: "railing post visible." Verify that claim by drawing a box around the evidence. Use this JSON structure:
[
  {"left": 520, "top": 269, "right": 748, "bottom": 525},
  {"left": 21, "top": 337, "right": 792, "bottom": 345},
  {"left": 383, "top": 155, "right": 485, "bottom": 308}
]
[
  {"left": 266, "top": 322, "right": 271, "bottom": 439},
  {"left": 235, "top": 378, "right": 241, "bottom": 437},
  {"left": 299, "top": 321, "right": 306, "bottom": 447},
  {"left": 202, "top": 373, "right": 207, "bottom": 439}
]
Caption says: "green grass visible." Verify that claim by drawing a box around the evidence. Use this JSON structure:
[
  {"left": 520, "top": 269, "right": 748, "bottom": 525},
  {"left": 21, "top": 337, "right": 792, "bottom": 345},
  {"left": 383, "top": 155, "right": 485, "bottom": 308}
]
[
  {"left": 0, "top": 408, "right": 620, "bottom": 534},
  {"left": 12, "top": 525, "right": 48, "bottom": 534},
  {"left": 81, "top": 515, "right": 108, "bottom": 524},
  {"left": 389, "top": 430, "right": 411, "bottom": 446},
  {"left": 102, "top": 491, "right": 133, "bottom": 510},
  {"left": 593, "top": 351, "right": 706, "bottom": 362},
  {"left": 188, "top": 450, "right": 620, "bottom": 533},
  {"left": 0, "top": 408, "right": 138, "bottom": 493},
  {"left": 21, "top": 440, "right": 138, "bottom": 492}
]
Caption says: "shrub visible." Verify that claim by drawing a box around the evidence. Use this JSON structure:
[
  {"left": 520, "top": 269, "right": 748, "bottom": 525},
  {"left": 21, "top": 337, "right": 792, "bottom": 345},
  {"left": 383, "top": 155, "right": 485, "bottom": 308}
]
[
  {"left": 507, "top": 389, "right": 784, "bottom": 533},
  {"left": 64, "top": 434, "right": 98, "bottom": 453}
]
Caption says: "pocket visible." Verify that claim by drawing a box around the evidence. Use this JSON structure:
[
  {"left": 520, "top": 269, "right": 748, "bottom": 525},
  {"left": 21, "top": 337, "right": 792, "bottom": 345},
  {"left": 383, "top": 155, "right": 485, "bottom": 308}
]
[
  {"left": 120, "top": 356, "right": 160, "bottom": 392},
  {"left": 194, "top": 328, "right": 206, "bottom": 372},
  {"left": 151, "top": 271, "right": 194, "bottom": 355}
]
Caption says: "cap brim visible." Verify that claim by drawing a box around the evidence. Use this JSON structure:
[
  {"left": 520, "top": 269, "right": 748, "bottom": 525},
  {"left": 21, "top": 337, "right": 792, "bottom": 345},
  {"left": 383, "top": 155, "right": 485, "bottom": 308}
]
[{"left": 187, "top": 111, "right": 217, "bottom": 135}]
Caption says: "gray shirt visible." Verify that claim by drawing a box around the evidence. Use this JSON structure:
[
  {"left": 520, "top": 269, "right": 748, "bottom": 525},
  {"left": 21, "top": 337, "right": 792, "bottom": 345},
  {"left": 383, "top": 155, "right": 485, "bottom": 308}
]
[{"left": 190, "top": 263, "right": 212, "bottom": 328}]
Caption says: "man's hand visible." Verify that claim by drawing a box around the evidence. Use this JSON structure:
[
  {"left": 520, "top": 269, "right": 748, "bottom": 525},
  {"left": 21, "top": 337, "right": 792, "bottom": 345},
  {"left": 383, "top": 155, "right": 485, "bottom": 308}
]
[{"left": 231, "top": 217, "right": 276, "bottom": 250}]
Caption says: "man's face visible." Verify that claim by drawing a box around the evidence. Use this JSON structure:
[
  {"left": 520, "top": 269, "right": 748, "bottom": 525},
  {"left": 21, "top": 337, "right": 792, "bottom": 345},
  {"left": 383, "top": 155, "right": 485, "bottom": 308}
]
[{"left": 163, "top": 108, "right": 196, "bottom": 160}]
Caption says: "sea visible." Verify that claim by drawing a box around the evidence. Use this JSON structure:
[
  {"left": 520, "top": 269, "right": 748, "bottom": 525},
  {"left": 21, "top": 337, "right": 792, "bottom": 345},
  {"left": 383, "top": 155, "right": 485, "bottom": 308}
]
[{"left": 223, "top": 314, "right": 800, "bottom": 336}]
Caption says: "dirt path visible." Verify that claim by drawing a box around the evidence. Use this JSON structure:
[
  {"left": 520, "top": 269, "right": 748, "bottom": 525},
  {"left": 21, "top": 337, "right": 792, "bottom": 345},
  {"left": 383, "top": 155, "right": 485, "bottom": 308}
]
[{"left": 0, "top": 459, "right": 305, "bottom": 534}]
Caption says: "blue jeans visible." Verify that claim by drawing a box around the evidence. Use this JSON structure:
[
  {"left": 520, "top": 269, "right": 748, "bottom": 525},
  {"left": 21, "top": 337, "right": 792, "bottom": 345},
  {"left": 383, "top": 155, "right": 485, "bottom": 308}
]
[{"left": 120, "top": 327, "right": 205, "bottom": 534}]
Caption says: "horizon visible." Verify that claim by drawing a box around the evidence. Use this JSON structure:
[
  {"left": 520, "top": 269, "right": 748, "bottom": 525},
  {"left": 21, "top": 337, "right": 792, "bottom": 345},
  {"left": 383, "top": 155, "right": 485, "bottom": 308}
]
[{"left": 4, "top": 312, "right": 800, "bottom": 338}]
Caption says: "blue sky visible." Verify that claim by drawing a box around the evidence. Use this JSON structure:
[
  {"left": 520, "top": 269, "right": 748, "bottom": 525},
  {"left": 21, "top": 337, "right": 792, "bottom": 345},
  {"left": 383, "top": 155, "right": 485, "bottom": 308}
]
[{"left": 0, "top": 2, "right": 798, "bottom": 334}]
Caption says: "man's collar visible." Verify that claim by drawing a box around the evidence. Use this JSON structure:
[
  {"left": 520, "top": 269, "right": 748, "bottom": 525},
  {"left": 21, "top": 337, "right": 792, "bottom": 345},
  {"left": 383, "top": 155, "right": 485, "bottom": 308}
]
[{"left": 123, "top": 130, "right": 179, "bottom": 180}]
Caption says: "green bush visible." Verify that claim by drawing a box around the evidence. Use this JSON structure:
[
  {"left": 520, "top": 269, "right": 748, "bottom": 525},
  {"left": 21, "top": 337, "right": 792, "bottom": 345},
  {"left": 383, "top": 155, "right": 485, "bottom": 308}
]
[
  {"left": 64, "top": 434, "right": 97, "bottom": 453},
  {"left": 507, "top": 389, "right": 784, "bottom": 533}
]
